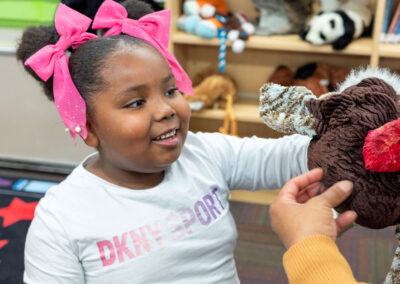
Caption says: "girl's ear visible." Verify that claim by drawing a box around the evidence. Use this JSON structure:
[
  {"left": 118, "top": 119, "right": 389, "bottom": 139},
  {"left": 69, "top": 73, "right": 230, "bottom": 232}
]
[{"left": 83, "top": 117, "right": 99, "bottom": 147}]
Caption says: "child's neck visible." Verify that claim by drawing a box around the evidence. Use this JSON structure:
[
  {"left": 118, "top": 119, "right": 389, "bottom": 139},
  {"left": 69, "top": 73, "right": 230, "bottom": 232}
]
[{"left": 85, "top": 156, "right": 165, "bottom": 190}]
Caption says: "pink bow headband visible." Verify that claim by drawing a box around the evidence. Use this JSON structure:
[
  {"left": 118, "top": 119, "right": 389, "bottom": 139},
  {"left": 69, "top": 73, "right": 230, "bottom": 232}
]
[
  {"left": 25, "top": 1, "right": 193, "bottom": 142},
  {"left": 92, "top": 0, "right": 193, "bottom": 96},
  {"left": 25, "top": 3, "right": 97, "bottom": 141}
]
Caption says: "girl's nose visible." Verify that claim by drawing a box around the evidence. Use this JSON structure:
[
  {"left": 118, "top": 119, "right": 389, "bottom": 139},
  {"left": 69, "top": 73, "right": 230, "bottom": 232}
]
[{"left": 153, "top": 99, "right": 175, "bottom": 121}]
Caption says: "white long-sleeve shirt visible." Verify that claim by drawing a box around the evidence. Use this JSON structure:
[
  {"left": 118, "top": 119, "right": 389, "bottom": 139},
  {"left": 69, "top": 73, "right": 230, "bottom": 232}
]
[{"left": 24, "top": 131, "right": 310, "bottom": 284}]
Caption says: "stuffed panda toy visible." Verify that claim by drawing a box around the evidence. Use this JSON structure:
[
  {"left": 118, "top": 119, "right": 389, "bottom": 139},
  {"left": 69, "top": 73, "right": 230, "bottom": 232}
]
[{"left": 300, "top": 0, "right": 372, "bottom": 50}]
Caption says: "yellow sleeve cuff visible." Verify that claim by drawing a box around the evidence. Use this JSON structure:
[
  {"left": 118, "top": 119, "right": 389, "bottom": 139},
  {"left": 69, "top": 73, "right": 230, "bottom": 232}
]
[{"left": 283, "top": 235, "right": 365, "bottom": 284}]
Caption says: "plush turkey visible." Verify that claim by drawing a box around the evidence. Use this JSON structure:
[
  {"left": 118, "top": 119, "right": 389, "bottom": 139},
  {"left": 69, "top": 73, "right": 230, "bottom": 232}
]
[
  {"left": 259, "top": 66, "right": 400, "bottom": 282},
  {"left": 259, "top": 67, "right": 400, "bottom": 228}
]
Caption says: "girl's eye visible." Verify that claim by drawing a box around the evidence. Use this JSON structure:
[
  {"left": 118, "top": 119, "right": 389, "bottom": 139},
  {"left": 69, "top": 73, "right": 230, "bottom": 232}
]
[
  {"left": 165, "top": 87, "right": 179, "bottom": 97},
  {"left": 126, "top": 99, "right": 145, "bottom": 109}
]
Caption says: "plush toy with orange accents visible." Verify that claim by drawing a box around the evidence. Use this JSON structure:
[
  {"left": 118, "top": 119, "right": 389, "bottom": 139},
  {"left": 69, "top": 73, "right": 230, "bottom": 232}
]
[{"left": 178, "top": 0, "right": 228, "bottom": 39}]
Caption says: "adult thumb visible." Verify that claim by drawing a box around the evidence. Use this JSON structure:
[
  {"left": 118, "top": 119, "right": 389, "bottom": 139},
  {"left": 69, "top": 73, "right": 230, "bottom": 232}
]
[{"left": 316, "top": 180, "right": 353, "bottom": 208}]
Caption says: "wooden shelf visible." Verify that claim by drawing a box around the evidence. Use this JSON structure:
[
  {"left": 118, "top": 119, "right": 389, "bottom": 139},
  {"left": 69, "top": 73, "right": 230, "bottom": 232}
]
[
  {"left": 379, "top": 43, "right": 400, "bottom": 58},
  {"left": 230, "top": 190, "right": 279, "bottom": 205},
  {"left": 190, "top": 97, "right": 262, "bottom": 124},
  {"left": 172, "top": 31, "right": 374, "bottom": 56}
]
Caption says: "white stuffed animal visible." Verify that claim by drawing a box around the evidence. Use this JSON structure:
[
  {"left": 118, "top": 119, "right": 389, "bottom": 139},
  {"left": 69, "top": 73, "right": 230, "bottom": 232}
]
[{"left": 301, "top": 0, "right": 372, "bottom": 50}]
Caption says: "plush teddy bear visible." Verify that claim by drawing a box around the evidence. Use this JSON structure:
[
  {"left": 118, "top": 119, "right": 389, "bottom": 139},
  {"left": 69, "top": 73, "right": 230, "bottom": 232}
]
[
  {"left": 267, "top": 62, "right": 349, "bottom": 97},
  {"left": 300, "top": 0, "right": 373, "bottom": 50},
  {"left": 178, "top": 0, "right": 228, "bottom": 39}
]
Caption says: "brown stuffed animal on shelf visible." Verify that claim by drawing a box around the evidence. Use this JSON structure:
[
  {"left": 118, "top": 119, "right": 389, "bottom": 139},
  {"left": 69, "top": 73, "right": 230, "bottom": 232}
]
[
  {"left": 184, "top": 70, "right": 238, "bottom": 136},
  {"left": 184, "top": 72, "right": 238, "bottom": 109},
  {"left": 267, "top": 62, "right": 349, "bottom": 97},
  {"left": 259, "top": 67, "right": 400, "bottom": 283},
  {"left": 218, "top": 91, "right": 237, "bottom": 136}
]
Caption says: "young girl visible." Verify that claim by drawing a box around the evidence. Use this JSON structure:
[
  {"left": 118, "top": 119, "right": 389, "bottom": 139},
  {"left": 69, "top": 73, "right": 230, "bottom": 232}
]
[{"left": 18, "top": 0, "right": 310, "bottom": 283}]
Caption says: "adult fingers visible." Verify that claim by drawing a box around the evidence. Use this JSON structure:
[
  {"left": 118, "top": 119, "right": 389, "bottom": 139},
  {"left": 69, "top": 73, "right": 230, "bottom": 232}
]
[
  {"left": 336, "top": 210, "right": 357, "bottom": 234},
  {"left": 296, "top": 182, "right": 324, "bottom": 203},
  {"left": 313, "top": 180, "right": 353, "bottom": 208},
  {"left": 277, "top": 168, "right": 324, "bottom": 202}
]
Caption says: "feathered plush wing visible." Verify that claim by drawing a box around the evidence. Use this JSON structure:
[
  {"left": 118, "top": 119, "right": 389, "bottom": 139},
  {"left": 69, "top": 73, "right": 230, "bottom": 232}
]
[{"left": 259, "top": 83, "right": 317, "bottom": 137}]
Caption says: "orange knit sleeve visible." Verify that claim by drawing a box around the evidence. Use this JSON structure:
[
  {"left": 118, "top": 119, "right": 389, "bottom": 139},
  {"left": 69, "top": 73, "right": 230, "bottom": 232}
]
[{"left": 283, "top": 235, "right": 368, "bottom": 284}]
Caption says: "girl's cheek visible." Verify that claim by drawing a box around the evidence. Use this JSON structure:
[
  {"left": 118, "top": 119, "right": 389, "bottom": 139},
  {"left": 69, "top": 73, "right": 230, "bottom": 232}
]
[
  {"left": 122, "top": 118, "right": 150, "bottom": 137},
  {"left": 179, "top": 99, "right": 191, "bottom": 120},
  {"left": 184, "top": 103, "right": 191, "bottom": 119}
]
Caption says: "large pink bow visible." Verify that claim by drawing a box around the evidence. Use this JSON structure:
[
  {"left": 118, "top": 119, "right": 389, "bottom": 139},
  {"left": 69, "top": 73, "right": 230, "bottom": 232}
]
[
  {"left": 92, "top": 0, "right": 193, "bottom": 96},
  {"left": 25, "top": 3, "right": 97, "bottom": 141}
]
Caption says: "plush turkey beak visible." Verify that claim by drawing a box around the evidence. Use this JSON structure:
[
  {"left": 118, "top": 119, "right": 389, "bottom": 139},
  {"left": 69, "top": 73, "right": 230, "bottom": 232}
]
[{"left": 362, "top": 118, "right": 400, "bottom": 172}]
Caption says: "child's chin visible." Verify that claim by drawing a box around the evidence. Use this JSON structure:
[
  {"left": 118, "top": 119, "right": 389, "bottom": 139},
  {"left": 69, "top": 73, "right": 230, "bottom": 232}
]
[{"left": 157, "top": 150, "right": 183, "bottom": 168}]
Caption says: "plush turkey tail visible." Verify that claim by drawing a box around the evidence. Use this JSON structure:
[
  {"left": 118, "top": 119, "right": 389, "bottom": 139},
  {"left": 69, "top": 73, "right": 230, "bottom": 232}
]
[
  {"left": 259, "top": 83, "right": 317, "bottom": 137},
  {"left": 384, "top": 225, "right": 400, "bottom": 284},
  {"left": 363, "top": 118, "right": 400, "bottom": 172}
]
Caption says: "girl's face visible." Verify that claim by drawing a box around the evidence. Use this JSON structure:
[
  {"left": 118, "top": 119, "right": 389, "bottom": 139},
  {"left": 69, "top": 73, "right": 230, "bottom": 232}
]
[{"left": 87, "top": 45, "right": 191, "bottom": 174}]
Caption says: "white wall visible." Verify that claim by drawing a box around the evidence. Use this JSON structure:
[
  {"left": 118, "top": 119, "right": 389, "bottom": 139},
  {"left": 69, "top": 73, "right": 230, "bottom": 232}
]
[{"left": 0, "top": 28, "right": 94, "bottom": 166}]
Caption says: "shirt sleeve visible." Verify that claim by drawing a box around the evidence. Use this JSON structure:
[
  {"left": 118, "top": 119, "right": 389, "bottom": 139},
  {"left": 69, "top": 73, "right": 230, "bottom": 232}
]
[
  {"left": 283, "top": 235, "right": 367, "bottom": 284},
  {"left": 196, "top": 132, "right": 310, "bottom": 190},
  {"left": 24, "top": 198, "right": 84, "bottom": 284}
]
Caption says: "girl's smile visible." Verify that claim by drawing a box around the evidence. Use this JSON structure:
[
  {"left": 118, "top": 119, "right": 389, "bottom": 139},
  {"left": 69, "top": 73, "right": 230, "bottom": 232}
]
[{"left": 152, "top": 127, "right": 180, "bottom": 147}]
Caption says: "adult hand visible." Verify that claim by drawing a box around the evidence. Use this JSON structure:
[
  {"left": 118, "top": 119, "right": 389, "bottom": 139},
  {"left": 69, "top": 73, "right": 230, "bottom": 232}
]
[{"left": 270, "top": 168, "right": 357, "bottom": 249}]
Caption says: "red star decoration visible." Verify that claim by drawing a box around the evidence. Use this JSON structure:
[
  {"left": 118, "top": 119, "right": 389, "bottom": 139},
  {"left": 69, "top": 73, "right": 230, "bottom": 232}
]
[
  {"left": 0, "top": 198, "right": 38, "bottom": 227},
  {"left": 0, "top": 240, "right": 8, "bottom": 249}
]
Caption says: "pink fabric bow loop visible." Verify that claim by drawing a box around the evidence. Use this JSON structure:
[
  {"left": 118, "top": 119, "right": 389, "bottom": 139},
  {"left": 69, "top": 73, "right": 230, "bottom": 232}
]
[
  {"left": 92, "top": 0, "right": 193, "bottom": 96},
  {"left": 24, "top": 3, "right": 98, "bottom": 141}
]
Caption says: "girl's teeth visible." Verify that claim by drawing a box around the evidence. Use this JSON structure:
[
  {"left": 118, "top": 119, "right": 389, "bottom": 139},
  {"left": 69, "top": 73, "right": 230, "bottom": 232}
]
[{"left": 157, "top": 130, "right": 176, "bottom": 140}]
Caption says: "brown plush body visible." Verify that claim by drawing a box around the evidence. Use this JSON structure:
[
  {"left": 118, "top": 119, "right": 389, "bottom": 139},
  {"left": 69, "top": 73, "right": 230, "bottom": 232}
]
[{"left": 306, "top": 78, "right": 400, "bottom": 228}]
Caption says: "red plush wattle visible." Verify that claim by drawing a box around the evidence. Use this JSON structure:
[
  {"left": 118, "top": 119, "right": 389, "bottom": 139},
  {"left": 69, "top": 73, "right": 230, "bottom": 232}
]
[{"left": 363, "top": 118, "right": 400, "bottom": 172}]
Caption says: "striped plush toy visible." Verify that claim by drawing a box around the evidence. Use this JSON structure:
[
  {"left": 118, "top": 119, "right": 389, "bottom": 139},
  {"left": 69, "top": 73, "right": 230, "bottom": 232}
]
[{"left": 259, "top": 67, "right": 400, "bottom": 282}]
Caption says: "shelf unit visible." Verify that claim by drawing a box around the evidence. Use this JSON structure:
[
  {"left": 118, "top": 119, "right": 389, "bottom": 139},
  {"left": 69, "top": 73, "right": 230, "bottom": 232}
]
[
  {"left": 165, "top": 0, "right": 396, "bottom": 125},
  {"left": 167, "top": 0, "right": 394, "bottom": 62},
  {"left": 165, "top": 0, "right": 398, "bottom": 204},
  {"left": 172, "top": 31, "right": 375, "bottom": 56}
]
